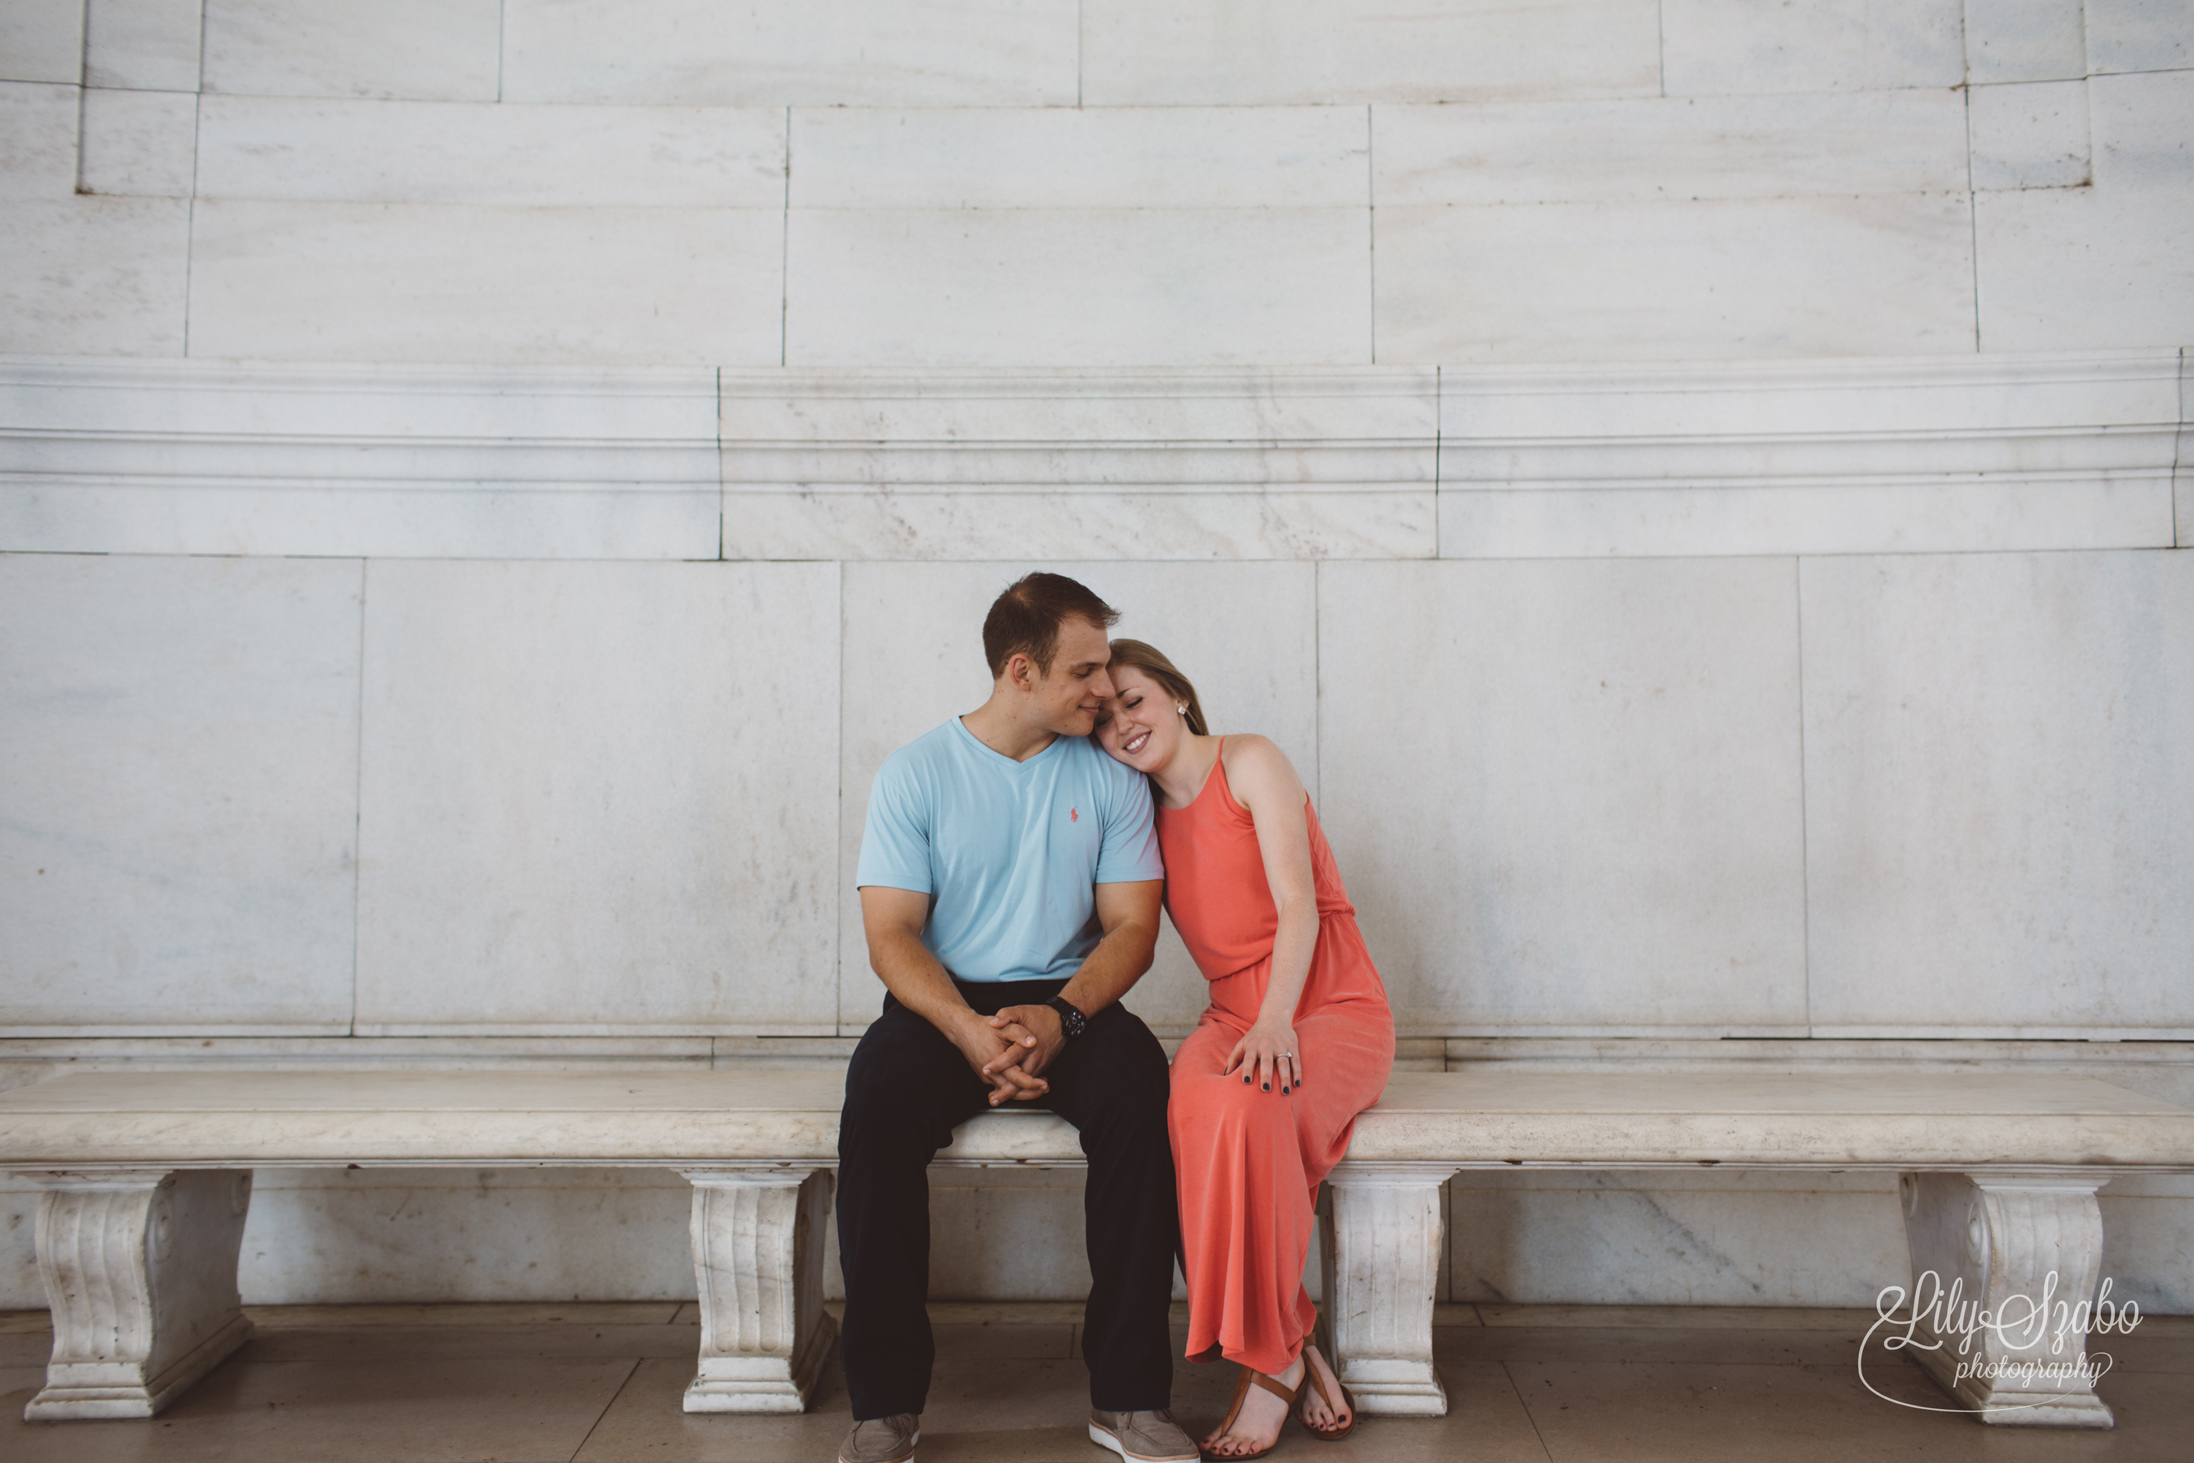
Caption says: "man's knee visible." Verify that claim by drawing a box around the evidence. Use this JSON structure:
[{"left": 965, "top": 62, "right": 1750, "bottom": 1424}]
[
  {"left": 1085, "top": 1005, "right": 1169, "bottom": 1073},
  {"left": 841, "top": 1016, "right": 969, "bottom": 1156},
  {"left": 1071, "top": 1017, "right": 1171, "bottom": 1137}
]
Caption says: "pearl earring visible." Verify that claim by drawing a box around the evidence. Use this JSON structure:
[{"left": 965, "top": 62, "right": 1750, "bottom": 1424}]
[{"left": 1177, "top": 705, "right": 1188, "bottom": 715}]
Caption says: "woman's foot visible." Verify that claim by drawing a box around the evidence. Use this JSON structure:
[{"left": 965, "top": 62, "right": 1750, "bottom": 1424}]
[
  {"left": 1296, "top": 1345, "right": 1351, "bottom": 1434},
  {"left": 1201, "top": 1356, "right": 1305, "bottom": 1458}
]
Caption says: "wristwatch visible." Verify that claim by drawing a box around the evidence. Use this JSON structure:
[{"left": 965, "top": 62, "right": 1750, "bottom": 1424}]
[{"left": 1045, "top": 995, "right": 1087, "bottom": 1041}]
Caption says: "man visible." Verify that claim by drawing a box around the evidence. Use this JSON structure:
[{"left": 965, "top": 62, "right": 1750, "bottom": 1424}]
[{"left": 838, "top": 573, "right": 1195, "bottom": 1463}]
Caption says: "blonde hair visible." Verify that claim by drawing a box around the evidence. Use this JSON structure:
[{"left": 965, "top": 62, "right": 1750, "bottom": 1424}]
[{"left": 1106, "top": 639, "right": 1208, "bottom": 736}]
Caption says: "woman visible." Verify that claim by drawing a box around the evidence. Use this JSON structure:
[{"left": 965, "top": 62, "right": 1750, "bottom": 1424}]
[{"left": 1096, "top": 640, "right": 1395, "bottom": 1461}]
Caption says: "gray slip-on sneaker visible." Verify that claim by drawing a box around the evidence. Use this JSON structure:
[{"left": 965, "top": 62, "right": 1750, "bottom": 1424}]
[
  {"left": 839, "top": 1413, "right": 920, "bottom": 1463},
  {"left": 1089, "top": 1409, "right": 1199, "bottom": 1463}
]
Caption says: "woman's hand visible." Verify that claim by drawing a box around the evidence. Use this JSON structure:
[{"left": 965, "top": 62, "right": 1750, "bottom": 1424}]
[{"left": 1224, "top": 1018, "right": 1303, "bottom": 1094}]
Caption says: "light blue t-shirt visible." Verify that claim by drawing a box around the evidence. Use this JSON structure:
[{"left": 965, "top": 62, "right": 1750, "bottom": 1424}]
[{"left": 855, "top": 717, "right": 1164, "bottom": 983}]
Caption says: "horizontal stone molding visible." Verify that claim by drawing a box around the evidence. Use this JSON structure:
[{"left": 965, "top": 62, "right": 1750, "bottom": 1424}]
[
  {"left": 1437, "top": 349, "right": 2186, "bottom": 556},
  {"left": 1, "top": 350, "right": 2186, "bottom": 559},
  {"left": 719, "top": 367, "right": 1440, "bottom": 452},
  {"left": 721, "top": 367, "right": 1438, "bottom": 559},
  {"left": 0, "top": 356, "right": 722, "bottom": 559}
]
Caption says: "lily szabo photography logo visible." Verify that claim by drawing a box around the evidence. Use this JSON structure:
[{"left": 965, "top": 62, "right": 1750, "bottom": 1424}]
[{"left": 1860, "top": 1269, "right": 2141, "bottom": 1413}]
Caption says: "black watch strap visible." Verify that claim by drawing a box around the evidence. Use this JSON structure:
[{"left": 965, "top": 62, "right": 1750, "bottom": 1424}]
[{"left": 1046, "top": 995, "right": 1087, "bottom": 1041}]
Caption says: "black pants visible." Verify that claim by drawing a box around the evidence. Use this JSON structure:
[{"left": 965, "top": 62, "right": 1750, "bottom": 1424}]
[{"left": 837, "top": 978, "right": 1178, "bottom": 1420}]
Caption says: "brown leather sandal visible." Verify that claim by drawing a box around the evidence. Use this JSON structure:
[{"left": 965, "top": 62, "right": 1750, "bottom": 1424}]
[
  {"left": 1199, "top": 1365, "right": 1299, "bottom": 1462},
  {"left": 1295, "top": 1348, "right": 1357, "bottom": 1442}
]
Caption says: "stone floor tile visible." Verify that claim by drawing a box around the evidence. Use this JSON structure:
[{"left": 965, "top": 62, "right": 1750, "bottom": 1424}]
[
  {"left": 1443, "top": 1325, "right": 1861, "bottom": 1368},
  {"left": 573, "top": 1355, "right": 855, "bottom": 1462},
  {"left": 240, "top": 1320, "right": 699, "bottom": 1363},
  {"left": 1340, "top": 1358, "right": 1553, "bottom": 1463},
  {"left": 2117, "top": 1314, "right": 2194, "bottom": 1337},
  {"left": 2093, "top": 1331, "right": 2194, "bottom": 1374},
  {"left": 1477, "top": 1303, "right": 1873, "bottom": 1331},
  {"left": 913, "top": 1402, "right": 1555, "bottom": 1463},
  {"left": 248, "top": 1301, "right": 684, "bottom": 1328},
  {"left": 4, "top": 1309, "right": 2187, "bottom": 1462},
  {"left": 903, "top": 1428, "right": 1129, "bottom": 1463},
  {"left": 1506, "top": 1356, "right": 2182, "bottom": 1461},
  {"left": 1, "top": 1357, "right": 634, "bottom": 1462},
  {"left": 925, "top": 1350, "right": 1550, "bottom": 1460},
  {"left": 0, "top": 1330, "right": 49, "bottom": 1365},
  {"left": 921, "top": 1356, "right": 1128, "bottom": 1433},
  {"left": 2094, "top": 1369, "right": 2194, "bottom": 1436},
  {"left": 908, "top": 1356, "right": 1542, "bottom": 1462},
  {"left": 581, "top": 1345, "right": 1224, "bottom": 1461}
]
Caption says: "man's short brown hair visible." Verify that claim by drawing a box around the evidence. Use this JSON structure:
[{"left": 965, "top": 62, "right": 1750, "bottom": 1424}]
[{"left": 982, "top": 573, "right": 1121, "bottom": 679}]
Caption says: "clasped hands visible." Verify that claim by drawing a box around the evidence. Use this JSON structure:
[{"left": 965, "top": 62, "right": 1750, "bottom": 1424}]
[{"left": 958, "top": 1003, "right": 1066, "bottom": 1107}]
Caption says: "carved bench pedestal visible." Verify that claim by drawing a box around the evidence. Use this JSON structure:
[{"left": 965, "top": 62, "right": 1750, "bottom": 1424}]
[
  {"left": 1320, "top": 1161, "right": 1462, "bottom": 1416},
  {"left": 682, "top": 1167, "right": 836, "bottom": 1414},
  {"left": 26, "top": 1169, "right": 255, "bottom": 1421},
  {"left": 1897, "top": 1171, "right": 2116, "bottom": 1429}
]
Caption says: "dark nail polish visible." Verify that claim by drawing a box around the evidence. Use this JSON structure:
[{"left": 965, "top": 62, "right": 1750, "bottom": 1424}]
[
  {"left": 1261, "top": 1082, "right": 1270, "bottom": 1091},
  {"left": 1281, "top": 1085, "right": 1289, "bottom": 1094},
  {"left": 1243, "top": 1075, "right": 1250, "bottom": 1083}
]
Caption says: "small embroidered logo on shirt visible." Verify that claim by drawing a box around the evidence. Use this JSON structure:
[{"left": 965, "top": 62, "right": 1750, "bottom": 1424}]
[{"left": 1069, "top": 807, "right": 1079, "bottom": 822}]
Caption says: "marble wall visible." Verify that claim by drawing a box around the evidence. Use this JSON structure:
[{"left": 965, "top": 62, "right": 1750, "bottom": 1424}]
[
  {"left": 1449, "top": 1166, "right": 2194, "bottom": 1314},
  {"left": 0, "top": 554, "right": 361, "bottom": 1034},
  {"left": 7, "top": 540, "right": 2183, "bottom": 1043},
  {"left": 353, "top": 560, "right": 841, "bottom": 1036},
  {"left": 7, "top": 0, "right": 2194, "bottom": 360},
  {"left": 1321, "top": 558, "right": 1810, "bottom": 1038},
  {"left": 1801, "top": 551, "right": 2194, "bottom": 1037},
  {"left": 2, "top": 0, "right": 2190, "bottom": 1310}
]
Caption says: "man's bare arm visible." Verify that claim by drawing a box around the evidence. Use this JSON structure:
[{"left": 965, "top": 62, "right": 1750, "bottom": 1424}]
[
  {"left": 1059, "top": 878, "right": 1164, "bottom": 1018},
  {"left": 860, "top": 885, "right": 1048, "bottom": 1104},
  {"left": 982, "top": 879, "right": 1163, "bottom": 1082}
]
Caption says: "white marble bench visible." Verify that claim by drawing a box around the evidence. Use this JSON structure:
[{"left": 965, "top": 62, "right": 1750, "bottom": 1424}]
[{"left": 2, "top": 1068, "right": 2189, "bottom": 1429}]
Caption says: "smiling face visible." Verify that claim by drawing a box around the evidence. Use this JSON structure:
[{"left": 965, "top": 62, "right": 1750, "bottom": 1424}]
[
  {"left": 1024, "top": 614, "right": 1117, "bottom": 739},
  {"left": 1096, "top": 664, "right": 1186, "bottom": 773}
]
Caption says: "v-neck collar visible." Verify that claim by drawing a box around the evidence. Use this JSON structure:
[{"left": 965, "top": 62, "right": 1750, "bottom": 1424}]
[{"left": 953, "top": 714, "right": 1066, "bottom": 771}]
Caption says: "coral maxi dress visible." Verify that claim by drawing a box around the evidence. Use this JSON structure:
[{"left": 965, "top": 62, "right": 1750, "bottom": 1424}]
[{"left": 1161, "top": 740, "right": 1395, "bottom": 1375}]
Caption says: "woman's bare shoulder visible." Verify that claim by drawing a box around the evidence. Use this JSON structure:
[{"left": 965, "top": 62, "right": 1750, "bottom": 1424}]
[
  {"left": 1221, "top": 734, "right": 1304, "bottom": 800},
  {"left": 1220, "top": 731, "right": 1279, "bottom": 762}
]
